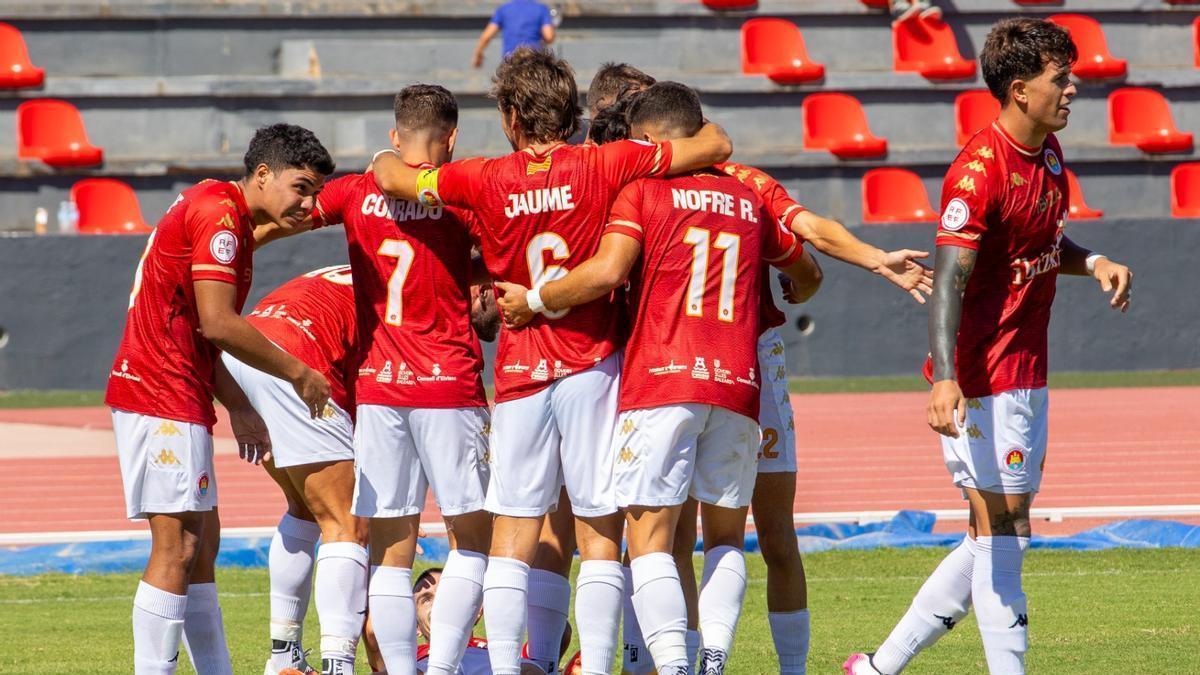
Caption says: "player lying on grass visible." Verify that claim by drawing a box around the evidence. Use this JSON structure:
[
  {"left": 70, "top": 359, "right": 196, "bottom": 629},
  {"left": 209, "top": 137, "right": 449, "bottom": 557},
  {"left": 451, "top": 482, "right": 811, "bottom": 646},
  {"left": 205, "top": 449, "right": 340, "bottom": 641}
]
[
  {"left": 845, "top": 17, "right": 1132, "bottom": 675},
  {"left": 495, "top": 81, "right": 813, "bottom": 675},
  {"left": 370, "top": 49, "right": 735, "bottom": 675},
  {"left": 217, "top": 265, "right": 364, "bottom": 675},
  {"left": 106, "top": 124, "right": 335, "bottom": 675}
]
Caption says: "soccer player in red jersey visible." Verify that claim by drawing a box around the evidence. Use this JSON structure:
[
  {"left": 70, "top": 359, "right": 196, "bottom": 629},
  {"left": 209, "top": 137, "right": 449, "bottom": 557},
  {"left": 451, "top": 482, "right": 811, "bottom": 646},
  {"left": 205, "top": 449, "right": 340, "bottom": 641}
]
[
  {"left": 845, "top": 19, "right": 1131, "bottom": 675},
  {"left": 495, "top": 82, "right": 811, "bottom": 675},
  {"left": 369, "top": 51, "right": 734, "bottom": 675},
  {"left": 218, "top": 265, "right": 365, "bottom": 675},
  {"left": 105, "top": 124, "right": 334, "bottom": 675}
]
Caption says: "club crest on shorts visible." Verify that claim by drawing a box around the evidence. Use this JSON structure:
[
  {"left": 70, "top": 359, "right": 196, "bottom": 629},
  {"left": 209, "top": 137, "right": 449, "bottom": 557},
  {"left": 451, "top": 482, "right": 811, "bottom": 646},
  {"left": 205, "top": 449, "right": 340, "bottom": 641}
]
[
  {"left": 1004, "top": 449, "right": 1026, "bottom": 472},
  {"left": 197, "top": 473, "right": 210, "bottom": 497}
]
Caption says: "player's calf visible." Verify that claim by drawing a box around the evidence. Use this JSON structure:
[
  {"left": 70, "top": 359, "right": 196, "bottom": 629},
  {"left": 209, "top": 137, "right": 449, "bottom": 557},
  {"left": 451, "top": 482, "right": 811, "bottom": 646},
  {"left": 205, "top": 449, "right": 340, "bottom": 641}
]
[
  {"left": 751, "top": 472, "right": 811, "bottom": 675},
  {"left": 426, "top": 510, "right": 491, "bottom": 675}
]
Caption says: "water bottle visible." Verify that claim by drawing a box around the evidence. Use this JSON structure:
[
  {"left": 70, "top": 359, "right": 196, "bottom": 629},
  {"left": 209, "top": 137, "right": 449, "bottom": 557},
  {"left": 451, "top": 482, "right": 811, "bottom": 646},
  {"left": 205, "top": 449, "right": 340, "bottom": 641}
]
[
  {"left": 34, "top": 207, "right": 48, "bottom": 235},
  {"left": 56, "top": 200, "right": 79, "bottom": 235}
]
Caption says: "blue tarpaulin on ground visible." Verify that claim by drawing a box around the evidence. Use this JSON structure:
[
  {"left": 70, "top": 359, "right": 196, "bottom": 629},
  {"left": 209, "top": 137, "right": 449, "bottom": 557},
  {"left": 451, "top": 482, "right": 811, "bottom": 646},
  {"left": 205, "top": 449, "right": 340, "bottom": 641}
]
[{"left": 3, "top": 512, "right": 1197, "bottom": 576}]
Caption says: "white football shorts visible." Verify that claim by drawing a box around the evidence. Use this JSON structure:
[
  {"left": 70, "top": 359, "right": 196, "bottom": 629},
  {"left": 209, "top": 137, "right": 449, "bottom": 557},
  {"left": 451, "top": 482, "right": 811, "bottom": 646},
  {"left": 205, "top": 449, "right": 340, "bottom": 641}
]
[
  {"left": 486, "top": 351, "right": 621, "bottom": 518},
  {"left": 611, "top": 403, "right": 762, "bottom": 509},
  {"left": 220, "top": 353, "right": 354, "bottom": 469},
  {"left": 756, "top": 327, "right": 797, "bottom": 474},
  {"left": 352, "top": 404, "right": 491, "bottom": 518},
  {"left": 112, "top": 409, "right": 216, "bottom": 520},
  {"left": 941, "top": 387, "right": 1048, "bottom": 495}
]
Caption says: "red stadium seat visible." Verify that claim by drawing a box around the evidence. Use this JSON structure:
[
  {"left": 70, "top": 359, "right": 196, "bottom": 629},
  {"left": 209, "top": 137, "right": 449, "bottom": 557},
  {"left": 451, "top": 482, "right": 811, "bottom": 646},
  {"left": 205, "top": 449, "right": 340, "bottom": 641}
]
[
  {"left": 1064, "top": 169, "right": 1102, "bottom": 220},
  {"left": 860, "top": 0, "right": 889, "bottom": 7},
  {"left": 1012, "top": 0, "right": 1061, "bottom": 4},
  {"left": 862, "top": 168, "right": 937, "bottom": 223},
  {"left": 802, "top": 93, "right": 888, "bottom": 159},
  {"left": 71, "top": 178, "right": 151, "bottom": 234},
  {"left": 16, "top": 99, "right": 104, "bottom": 167},
  {"left": 701, "top": 0, "right": 756, "bottom": 9},
  {"left": 893, "top": 14, "right": 976, "bottom": 81},
  {"left": 0, "top": 22, "right": 43, "bottom": 88},
  {"left": 1108, "top": 88, "right": 1194, "bottom": 153},
  {"left": 741, "top": 18, "right": 825, "bottom": 84},
  {"left": 1194, "top": 17, "right": 1199, "bottom": 69},
  {"left": 1170, "top": 163, "right": 1200, "bottom": 218},
  {"left": 1048, "top": 14, "right": 1127, "bottom": 79},
  {"left": 955, "top": 89, "right": 999, "bottom": 146}
]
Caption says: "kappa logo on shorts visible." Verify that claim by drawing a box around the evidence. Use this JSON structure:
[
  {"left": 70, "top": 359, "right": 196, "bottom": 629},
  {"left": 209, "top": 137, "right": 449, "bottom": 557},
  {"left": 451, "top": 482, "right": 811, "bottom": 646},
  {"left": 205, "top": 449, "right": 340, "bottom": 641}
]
[
  {"left": 965, "top": 423, "right": 985, "bottom": 440},
  {"left": 321, "top": 404, "right": 335, "bottom": 419},
  {"left": 154, "top": 421, "right": 183, "bottom": 437},
  {"left": 197, "top": 473, "right": 210, "bottom": 497},
  {"left": 770, "top": 342, "right": 784, "bottom": 356},
  {"left": 620, "top": 418, "right": 635, "bottom": 435},
  {"left": 966, "top": 398, "right": 984, "bottom": 410},
  {"left": 153, "top": 449, "right": 181, "bottom": 466},
  {"left": 617, "top": 447, "right": 635, "bottom": 464},
  {"left": 1005, "top": 449, "right": 1026, "bottom": 472}
]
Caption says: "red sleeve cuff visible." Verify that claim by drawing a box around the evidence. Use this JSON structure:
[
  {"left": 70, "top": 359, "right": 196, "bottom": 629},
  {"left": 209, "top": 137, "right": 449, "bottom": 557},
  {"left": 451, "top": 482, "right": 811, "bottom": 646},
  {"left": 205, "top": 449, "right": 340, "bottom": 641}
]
[{"left": 935, "top": 232, "right": 982, "bottom": 250}]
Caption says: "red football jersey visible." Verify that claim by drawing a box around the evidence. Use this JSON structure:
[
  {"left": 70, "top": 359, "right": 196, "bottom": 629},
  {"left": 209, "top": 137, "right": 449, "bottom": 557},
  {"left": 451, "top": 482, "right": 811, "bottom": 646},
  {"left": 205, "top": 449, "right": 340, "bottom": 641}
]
[
  {"left": 105, "top": 180, "right": 255, "bottom": 429},
  {"left": 606, "top": 171, "right": 804, "bottom": 420},
  {"left": 928, "top": 122, "right": 1068, "bottom": 398},
  {"left": 424, "top": 140, "right": 673, "bottom": 402},
  {"left": 246, "top": 266, "right": 357, "bottom": 411},
  {"left": 313, "top": 170, "right": 486, "bottom": 408},
  {"left": 718, "top": 162, "right": 809, "bottom": 335}
]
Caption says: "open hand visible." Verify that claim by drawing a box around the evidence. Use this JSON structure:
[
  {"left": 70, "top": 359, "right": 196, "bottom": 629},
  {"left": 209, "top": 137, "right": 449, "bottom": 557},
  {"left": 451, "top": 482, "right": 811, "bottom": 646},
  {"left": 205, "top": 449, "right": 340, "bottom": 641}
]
[
  {"left": 880, "top": 249, "right": 934, "bottom": 304},
  {"left": 229, "top": 406, "right": 272, "bottom": 464}
]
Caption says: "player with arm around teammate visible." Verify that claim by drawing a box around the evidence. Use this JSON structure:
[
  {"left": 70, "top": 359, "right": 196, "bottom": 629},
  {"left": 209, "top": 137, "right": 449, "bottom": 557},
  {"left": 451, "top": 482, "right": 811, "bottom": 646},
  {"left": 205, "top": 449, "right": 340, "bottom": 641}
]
[
  {"left": 845, "top": 18, "right": 1131, "bottom": 675},
  {"left": 495, "top": 82, "right": 812, "bottom": 675},
  {"left": 106, "top": 124, "right": 335, "bottom": 675}
]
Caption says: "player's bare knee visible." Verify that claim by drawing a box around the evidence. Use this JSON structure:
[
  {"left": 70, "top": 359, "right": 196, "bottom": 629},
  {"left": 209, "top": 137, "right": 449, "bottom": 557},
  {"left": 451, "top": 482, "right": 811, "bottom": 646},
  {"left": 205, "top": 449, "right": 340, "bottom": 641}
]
[
  {"left": 446, "top": 511, "right": 492, "bottom": 554},
  {"left": 988, "top": 509, "right": 1031, "bottom": 537},
  {"left": 758, "top": 526, "right": 802, "bottom": 570}
]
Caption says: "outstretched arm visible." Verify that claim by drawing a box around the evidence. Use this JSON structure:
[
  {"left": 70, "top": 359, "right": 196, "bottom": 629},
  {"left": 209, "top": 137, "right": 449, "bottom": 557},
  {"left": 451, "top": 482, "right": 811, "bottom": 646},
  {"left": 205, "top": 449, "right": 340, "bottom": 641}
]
[
  {"left": 472, "top": 23, "right": 500, "bottom": 69},
  {"left": 665, "top": 122, "right": 733, "bottom": 175},
  {"left": 926, "top": 245, "right": 976, "bottom": 438},
  {"left": 253, "top": 216, "right": 316, "bottom": 249},
  {"left": 1057, "top": 235, "right": 1132, "bottom": 312}
]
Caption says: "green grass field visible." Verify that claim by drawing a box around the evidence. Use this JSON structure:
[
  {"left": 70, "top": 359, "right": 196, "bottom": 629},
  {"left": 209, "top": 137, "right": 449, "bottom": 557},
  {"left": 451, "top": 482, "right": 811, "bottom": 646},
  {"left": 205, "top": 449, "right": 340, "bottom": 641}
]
[{"left": 2, "top": 548, "right": 1196, "bottom": 674}]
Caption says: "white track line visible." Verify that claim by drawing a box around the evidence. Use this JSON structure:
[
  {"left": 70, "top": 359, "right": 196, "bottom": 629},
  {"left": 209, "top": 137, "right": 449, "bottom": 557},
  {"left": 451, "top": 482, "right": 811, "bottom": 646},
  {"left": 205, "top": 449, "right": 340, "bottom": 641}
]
[{"left": 3, "top": 504, "right": 1199, "bottom": 546}]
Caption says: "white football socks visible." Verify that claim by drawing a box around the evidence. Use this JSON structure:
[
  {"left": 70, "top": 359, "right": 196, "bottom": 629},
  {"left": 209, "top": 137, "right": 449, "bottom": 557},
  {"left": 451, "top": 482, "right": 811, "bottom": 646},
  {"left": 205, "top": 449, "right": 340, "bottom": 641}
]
[
  {"left": 181, "top": 582, "right": 232, "bottom": 675},
  {"left": 132, "top": 580, "right": 187, "bottom": 675},
  {"left": 873, "top": 536, "right": 976, "bottom": 674},
  {"left": 768, "top": 609, "right": 810, "bottom": 674},
  {"left": 369, "top": 565, "right": 417, "bottom": 675},
  {"left": 575, "top": 560, "right": 624, "bottom": 675},
  {"left": 630, "top": 553, "right": 689, "bottom": 671},
  {"left": 621, "top": 565, "right": 654, "bottom": 673},
  {"left": 698, "top": 545, "right": 747, "bottom": 668},
  {"left": 482, "top": 557, "right": 530, "bottom": 675},
  {"left": 269, "top": 513, "right": 321, "bottom": 644},
  {"left": 973, "top": 536, "right": 1029, "bottom": 675},
  {"left": 526, "top": 567, "right": 571, "bottom": 673},
  {"left": 426, "top": 549, "right": 487, "bottom": 675},
  {"left": 315, "top": 542, "right": 368, "bottom": 666}
]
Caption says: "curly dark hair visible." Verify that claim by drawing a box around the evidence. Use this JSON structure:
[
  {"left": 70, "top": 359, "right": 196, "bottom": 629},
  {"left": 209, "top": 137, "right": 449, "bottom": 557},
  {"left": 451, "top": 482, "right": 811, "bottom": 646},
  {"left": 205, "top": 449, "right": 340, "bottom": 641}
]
[
  {"left": 491, "top": 48, "right": 581, "bottom": 144},
  {"left": 394, "top": 84, "right": 458, "bottom": 132},
  {"left": 981, "top": 18, "right": 1078, "bottom": 103},
  {"left": 587, "top": 62, "right": 656, "bottom": 115},
  {"left": 242, "top": 123, "right": 335, "bottom": 177},
  {"left": 587, "top": 84, "right": 641, "bottom": 145}
]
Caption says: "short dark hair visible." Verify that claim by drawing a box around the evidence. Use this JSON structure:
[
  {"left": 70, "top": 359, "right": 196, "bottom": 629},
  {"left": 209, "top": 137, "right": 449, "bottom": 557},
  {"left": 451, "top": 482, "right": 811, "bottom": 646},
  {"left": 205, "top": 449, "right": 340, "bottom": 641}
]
[
  {"left": 980, "top": 18, "right": 1077, "bottom": 103},
  {"left": 491, "top": 48, "right": 581, "bottom": 143},
  {"left": 394, "top": 84, "right": 458, "bottom": 132},
  {"left": 626, "top": 81, "right": 704, "bottom": 138},
  {"left": 587, "top": 91, "right": 637, "bottom": 145},
  {"left": 587, "top": 62, "right": 656, "bottom": 114},
  {"left": 242, "top": 123, "right": 335, "bottom": 177},
  {"left": 413, "top": 567, "right": 442, "bottom": 591}
]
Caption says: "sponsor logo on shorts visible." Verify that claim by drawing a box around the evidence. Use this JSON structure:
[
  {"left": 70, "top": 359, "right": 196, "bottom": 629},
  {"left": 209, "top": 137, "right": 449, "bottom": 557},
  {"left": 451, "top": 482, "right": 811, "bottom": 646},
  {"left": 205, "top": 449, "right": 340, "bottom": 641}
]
[
  {"left": 321, "top": 404, "right": 335, "bottom": 419},
  {"left": 417, "top": 362, "right": 457, "bottom": 383},
  {"left": 531, "top": 359, "right": 550, "bottom": 382},
  {"left": 965, "top": 423, "right": 985, "bottom": 440},
  {"left": 553, "top": 360, "right": 573, "bottom": 378},
  {"left": 736, "top": 367, "right": 760, "bottom": 389},
  {"left": 769, "top": 342, "right": 784, "bottom": 356},
  {"left": 154, "top": 421, "right": 183, "bottom": 437},
  {"left": 620, "top": 418, "right": 635, "bottom": 435},
  {"left": 376, "top": 361, "right": 394, "bottom": 384},
  {"left": 1005, "top": 449, "right": 1026, "bottom": 472},
  {"left": 152, "top": 449, "right": 181, "bottom": 467},
  {"left": 197, "top": 473, "right": 210, "bottom": 497},
  {"left": 691, "top": 357, "right": 710, "bottom": 381},
  {"left": 617, "top": 447, "right": 635, "bottom": 464},
  {"left": 110, "top": 359, "right": 142, "bottom": 383},
  {"left": 649, "top": 360, "right": 687, "bottom": 376},
  {"left": 966, "top": 398, "right": 984, "bottom": 410},
  {"left": 713, "top": 359, "right": 734, "bottom": 384},
  {"left": 1043, "top": 148, "right": 1062, "bottom": 175},
  {"left": 775, "top": 365, "right": 787, "bottom": 381},
  {"left": 502, "top": 360, "right": 530, "bottom": 375}
]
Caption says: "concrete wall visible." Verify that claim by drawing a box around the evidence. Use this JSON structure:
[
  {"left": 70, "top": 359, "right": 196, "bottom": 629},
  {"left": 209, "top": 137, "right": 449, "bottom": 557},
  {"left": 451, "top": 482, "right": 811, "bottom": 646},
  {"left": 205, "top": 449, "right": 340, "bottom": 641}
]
[{"left": 1, "top": 218, "right": 1194, "bottom": 391}]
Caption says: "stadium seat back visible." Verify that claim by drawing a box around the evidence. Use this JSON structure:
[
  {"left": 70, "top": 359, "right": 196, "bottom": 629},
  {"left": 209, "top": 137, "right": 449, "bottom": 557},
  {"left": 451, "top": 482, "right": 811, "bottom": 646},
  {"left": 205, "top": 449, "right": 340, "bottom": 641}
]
[
  {"left": 1108, "top": 88, "right": 1194, "bottom": 153},
  {"left": 1064, "top": 169, "right": 1103, "bottom": 220},
  {"left": 701, "top": 0, "right": 756, "bottom": 9},
  {"left": 71, "top": 179, "right": 151, "bottom": 234},
  {"left": 1194, "top": 17, "right": 1199, "bottom": 69},
  {"left": 893, "top": 15, "right": 976, "bottom": 80},
  {"left": 1048, "top": 14, "right": 1127, "bottom": 79},
  {"left": 955, "top": 90, "right": 999, "bottom": 146},
  {"left": 862, "top": 168, "right": 937, "bottom": 223},
  {"left": 16, "top": 99, "right": 103, "bottom": 167},
  {"left": 1170, "top": 163, "right": 1200, "bottom": 217},
  {"left": 741, "top": 18, "right": 824, "bottom": 83},
  {"left": 0, "top": 22, "right": 44, "bottom": 88},
  {"left": 802, "top": 92, "right": 888, "bottom": 158}
]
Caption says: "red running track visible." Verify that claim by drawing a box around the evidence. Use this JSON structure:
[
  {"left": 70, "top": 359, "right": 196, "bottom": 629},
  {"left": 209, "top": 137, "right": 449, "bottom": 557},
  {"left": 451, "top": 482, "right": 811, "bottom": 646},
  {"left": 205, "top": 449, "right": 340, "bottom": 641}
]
[{"left": 1, "top": 387, "right": 1197, "bottom": 538}]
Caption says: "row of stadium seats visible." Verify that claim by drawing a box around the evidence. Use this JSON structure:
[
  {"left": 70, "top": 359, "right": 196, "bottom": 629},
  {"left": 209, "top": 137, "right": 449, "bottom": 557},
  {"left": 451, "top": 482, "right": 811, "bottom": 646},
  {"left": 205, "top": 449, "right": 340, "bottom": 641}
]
[{"left": 707, "top": 0, "right": 1200, "bottom": 8}]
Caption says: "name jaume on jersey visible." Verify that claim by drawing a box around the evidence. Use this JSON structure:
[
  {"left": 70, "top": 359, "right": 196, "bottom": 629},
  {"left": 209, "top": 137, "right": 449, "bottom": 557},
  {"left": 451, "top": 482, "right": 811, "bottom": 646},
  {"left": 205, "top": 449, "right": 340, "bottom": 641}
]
[{"left": 505, "top": 186, "right": 575, "bottom": 218}]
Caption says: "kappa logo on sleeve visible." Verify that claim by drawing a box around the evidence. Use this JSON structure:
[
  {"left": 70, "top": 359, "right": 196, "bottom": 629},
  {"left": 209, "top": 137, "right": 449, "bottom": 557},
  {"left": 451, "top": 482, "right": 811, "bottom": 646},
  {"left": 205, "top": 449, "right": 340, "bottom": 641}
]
[{"left": 209, "top": 231, "right": 238, "bottom": 264}]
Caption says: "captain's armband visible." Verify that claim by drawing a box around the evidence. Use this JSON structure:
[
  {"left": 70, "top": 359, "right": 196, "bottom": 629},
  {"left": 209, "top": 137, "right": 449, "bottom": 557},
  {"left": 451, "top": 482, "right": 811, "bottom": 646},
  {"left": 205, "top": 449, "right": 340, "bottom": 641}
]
[{"left": 416, "top": 168, "right": 443, "bottom": 208}]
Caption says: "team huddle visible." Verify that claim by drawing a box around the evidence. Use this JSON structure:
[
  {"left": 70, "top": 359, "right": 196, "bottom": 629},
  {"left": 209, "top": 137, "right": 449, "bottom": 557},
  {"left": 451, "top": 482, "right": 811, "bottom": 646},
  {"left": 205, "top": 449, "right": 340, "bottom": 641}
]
[{"left": 107, "top": 17, "right": 1131, "bottom": 675}]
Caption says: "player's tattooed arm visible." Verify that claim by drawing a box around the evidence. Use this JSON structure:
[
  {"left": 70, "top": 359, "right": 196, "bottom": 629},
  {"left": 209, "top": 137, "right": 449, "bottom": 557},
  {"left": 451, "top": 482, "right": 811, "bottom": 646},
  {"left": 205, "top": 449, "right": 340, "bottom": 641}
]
[
  {"left": 1058, "top": 235, "right": 1132, "bottom": 312},
  {"left": 927, "top": 245, "right": 976, "bottom": 438},
  {"left": 665, "top": 122, "right": 733, "bottom": 175}
]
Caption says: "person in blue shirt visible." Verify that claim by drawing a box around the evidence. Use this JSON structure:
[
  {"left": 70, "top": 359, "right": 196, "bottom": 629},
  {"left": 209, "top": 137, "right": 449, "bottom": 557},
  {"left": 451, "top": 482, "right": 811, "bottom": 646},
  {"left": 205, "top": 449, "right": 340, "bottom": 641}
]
[{"left": 472, "top": 0, "right": 556, "bottom": 69}]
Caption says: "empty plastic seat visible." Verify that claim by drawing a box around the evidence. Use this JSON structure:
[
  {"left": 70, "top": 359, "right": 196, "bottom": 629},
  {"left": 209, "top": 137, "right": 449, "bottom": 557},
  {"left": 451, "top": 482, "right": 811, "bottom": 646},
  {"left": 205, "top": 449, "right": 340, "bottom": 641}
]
[
  {"left": 0, "top": 22, "right": 43, "bottom": 88},
  {"left": 741, "top": 18, "right": 825, "bottom": 84},
  {"left": 1013, "top": 0, "right": 1061, "bottom": 4},
  {"left": 893, "top": 15, "right": 977, "bottom": 81},
  {"left": 955, "top": 89, "right": 1000, "bottom": 146},
  {"left": 1064, "top": 169, "right": 1103, "bottom": 220},
  {"left": 71, "top": 179, "right": 151, "bottom": 234},
  {"left": 16, "top": 99, "right": 104, "bottom": 167},
  {"left": 701, "top": 0, "right": 756, "bottom": 8},
  {"left": 862, "top": 168, "right": 937, "bottom": 223},
  {"left": 1194, "top": 17, "right": 1199, "bottom": 69},
  {"left": 802, "top": 93, "right": 888, "bottom": 159},
  {"left": 1108, "top": 88, "right": 1194, "bottom": 153},
  {"left": 1171, "top": 163, "right": 1200, "bottom": 217},
  {"left": 860, "top": 0, "right": 889, "bottom": 7},
  {"left": 1048, "top": 14, "right": 1127, "bottom": 79}
]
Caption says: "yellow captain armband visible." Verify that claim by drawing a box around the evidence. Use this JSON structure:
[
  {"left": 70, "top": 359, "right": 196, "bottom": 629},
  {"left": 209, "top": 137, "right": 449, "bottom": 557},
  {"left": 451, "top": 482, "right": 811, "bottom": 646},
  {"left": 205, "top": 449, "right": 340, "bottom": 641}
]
[{"left": 415, "top": 168, "right": 443, "bottom": 208}]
